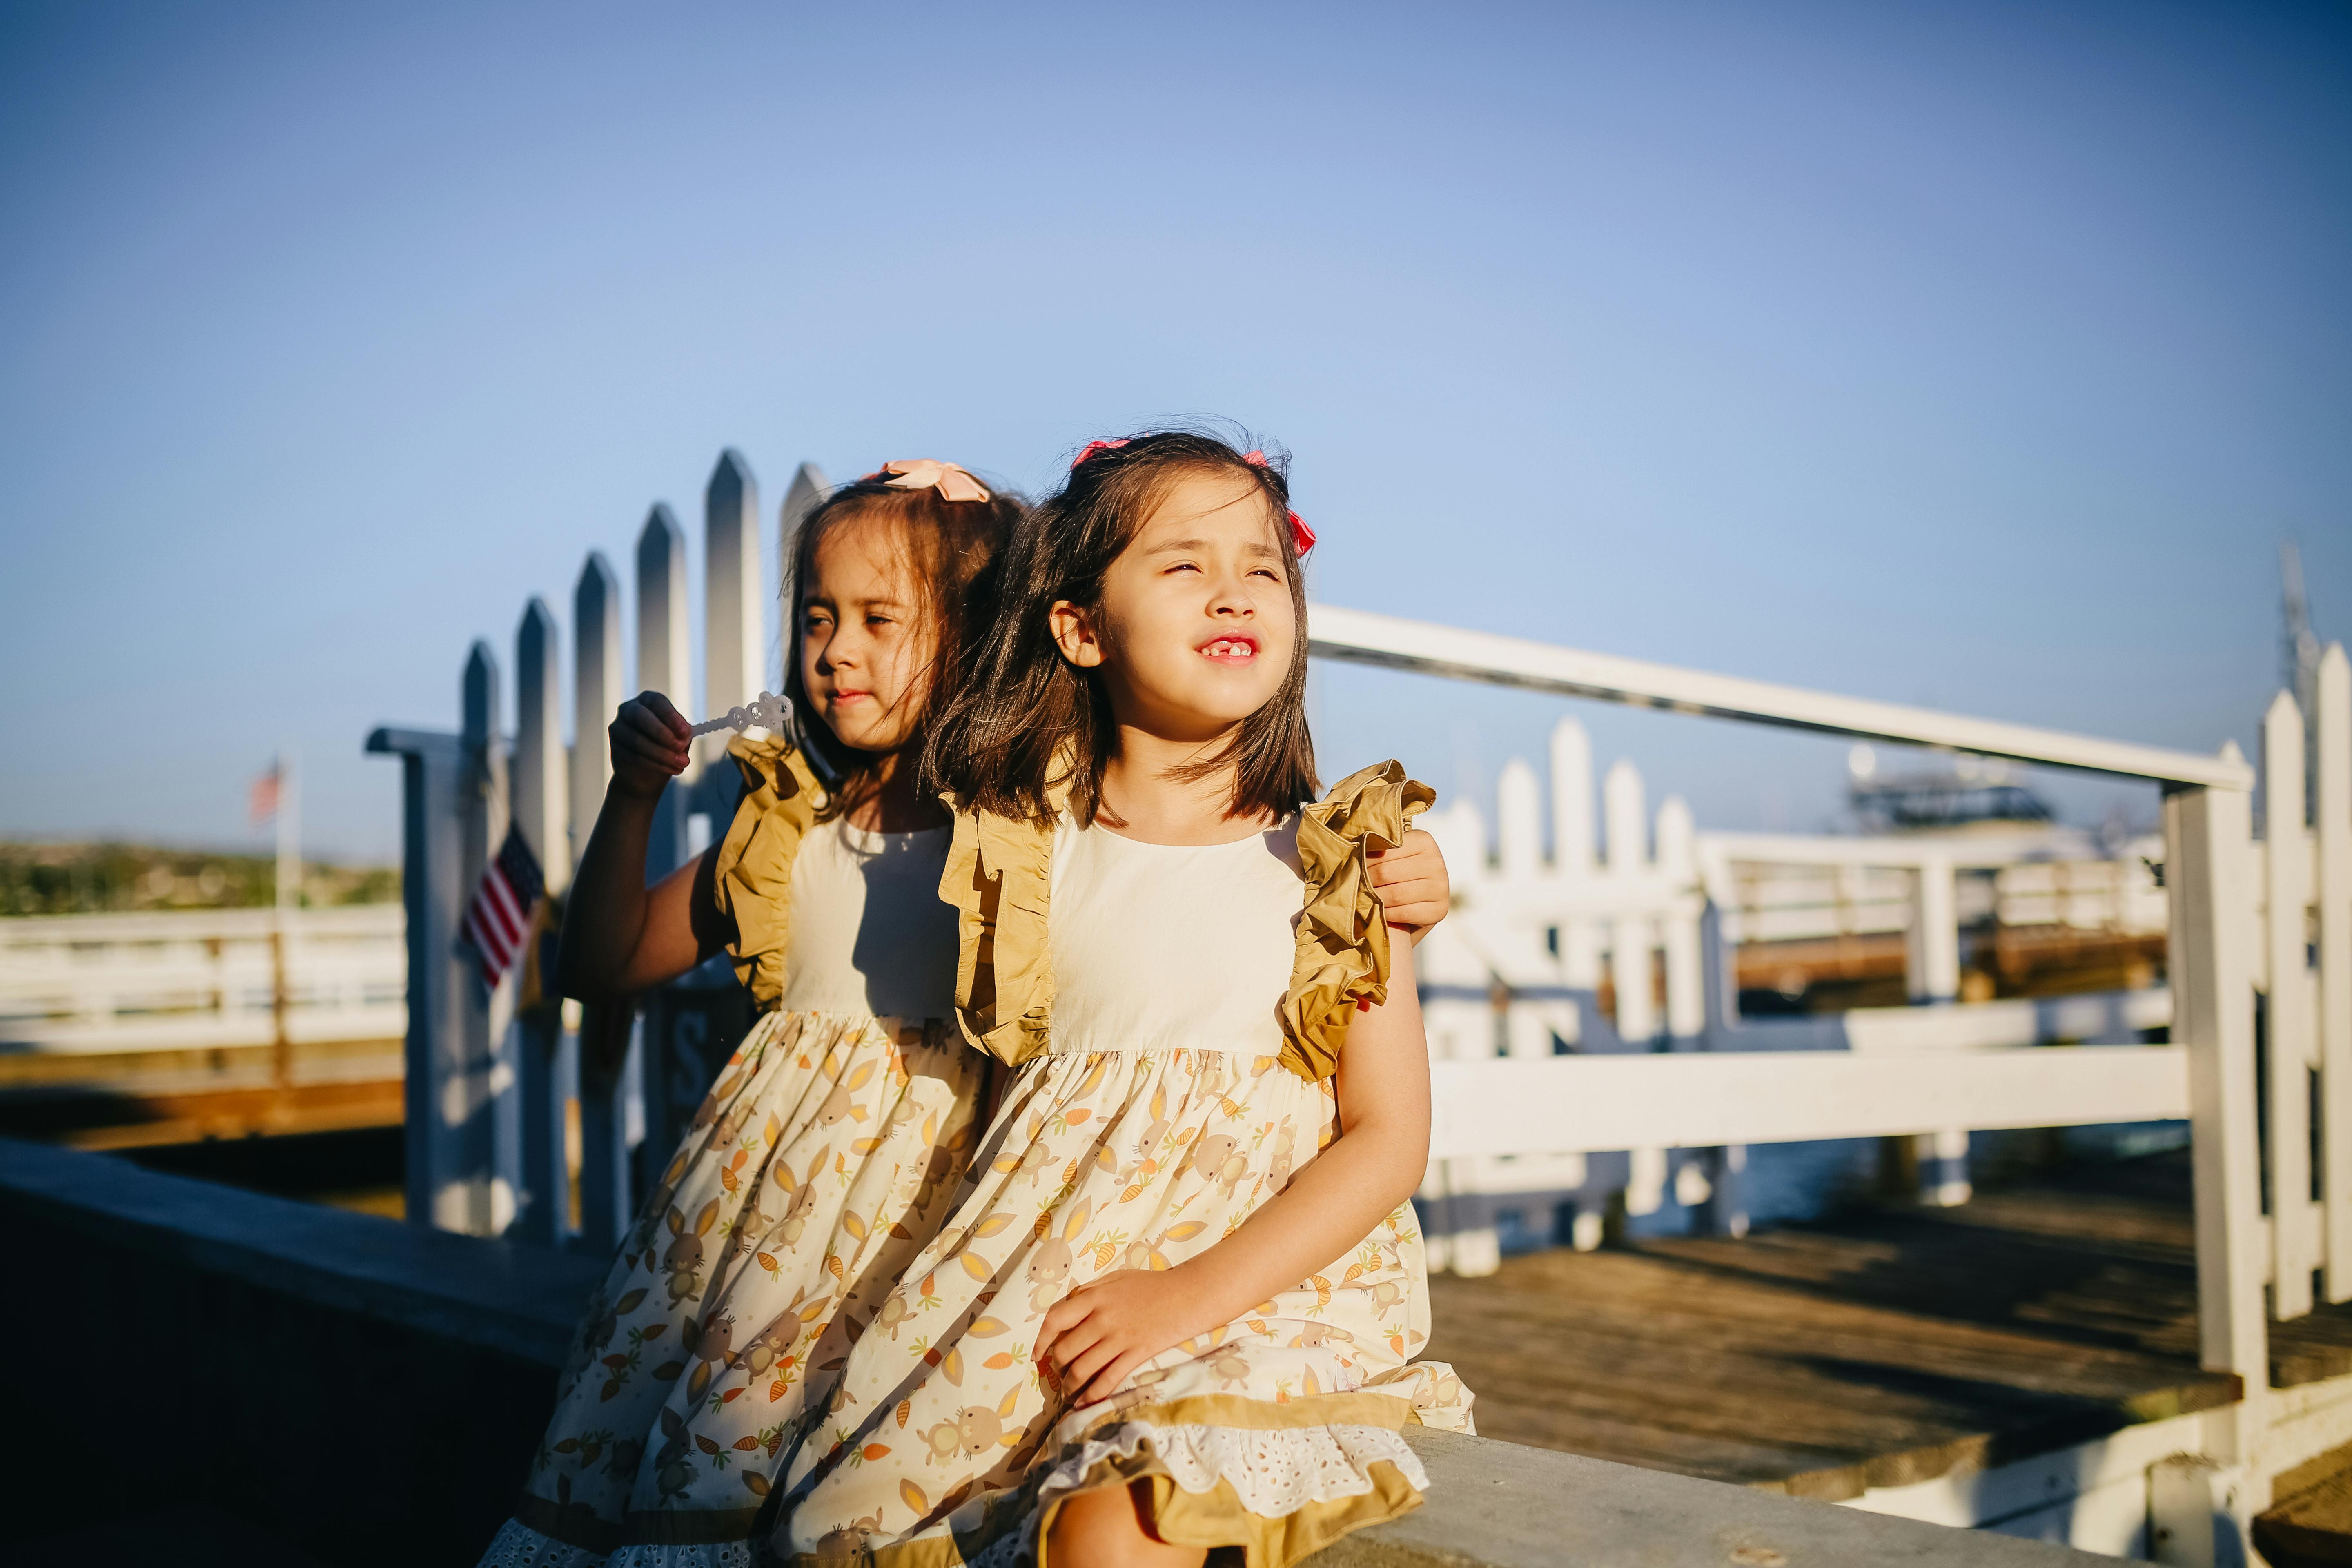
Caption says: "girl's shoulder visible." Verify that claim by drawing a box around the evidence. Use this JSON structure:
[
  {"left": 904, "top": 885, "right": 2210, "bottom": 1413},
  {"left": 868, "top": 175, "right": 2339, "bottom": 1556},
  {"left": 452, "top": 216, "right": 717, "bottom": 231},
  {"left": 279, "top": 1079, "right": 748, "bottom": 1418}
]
[{"left": 710, "top": 731, "right": 827, "bottom": 1007}]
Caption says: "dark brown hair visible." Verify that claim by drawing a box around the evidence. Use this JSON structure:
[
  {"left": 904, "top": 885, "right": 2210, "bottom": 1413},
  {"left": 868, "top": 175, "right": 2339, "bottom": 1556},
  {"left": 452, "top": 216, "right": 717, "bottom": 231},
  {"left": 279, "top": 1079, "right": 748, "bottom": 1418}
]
[
  {"left": 783, "top": 475, "right": 1025, "bottom": 820},
  {"left": 924, "top": 430, "right": 1317, "bottom": 827}
]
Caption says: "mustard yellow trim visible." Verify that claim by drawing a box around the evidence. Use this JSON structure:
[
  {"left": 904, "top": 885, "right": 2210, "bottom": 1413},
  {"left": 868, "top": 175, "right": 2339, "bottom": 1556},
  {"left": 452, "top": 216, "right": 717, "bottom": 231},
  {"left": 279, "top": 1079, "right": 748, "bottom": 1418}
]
[
  {"left": 1032, "top": 1452, "right": 1423, "bottom": 1568},
  {"left": 711, "top": 733, "right": 824, "bottom": 1009},
  {"left": 1143, "top": 1460, "right": 1422, "bottom": 1568},
  {"left": 789, "top": 1532, "right": 969, "bottom": 1568},
  {"left": 939, "top": 796, "right": 1057, "bottom": 1067},
  {"left": 1277, "top": 761, "right": 1433, "bottom": 1081}
]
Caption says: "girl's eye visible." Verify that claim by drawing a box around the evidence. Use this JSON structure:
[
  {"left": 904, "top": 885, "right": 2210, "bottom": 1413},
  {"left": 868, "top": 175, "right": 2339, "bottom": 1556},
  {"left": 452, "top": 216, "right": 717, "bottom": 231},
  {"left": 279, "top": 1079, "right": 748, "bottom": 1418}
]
[{"left": 1165, "top": 561, "right": 1200, "bottom": 575}]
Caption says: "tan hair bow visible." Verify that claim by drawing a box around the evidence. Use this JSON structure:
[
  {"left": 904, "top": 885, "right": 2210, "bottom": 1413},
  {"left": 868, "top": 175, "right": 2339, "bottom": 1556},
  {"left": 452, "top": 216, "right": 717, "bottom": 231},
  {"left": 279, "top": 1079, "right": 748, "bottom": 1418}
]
[{"left": 866, "top": 459, "right": 991, "bottom": 504}]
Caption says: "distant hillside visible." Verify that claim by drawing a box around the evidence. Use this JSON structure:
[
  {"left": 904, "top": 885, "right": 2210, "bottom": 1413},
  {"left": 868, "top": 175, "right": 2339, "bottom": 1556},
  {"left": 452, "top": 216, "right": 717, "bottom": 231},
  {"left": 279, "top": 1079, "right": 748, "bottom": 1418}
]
[{"left": 0, "top": 842, "right": 398, "bottom": 916}]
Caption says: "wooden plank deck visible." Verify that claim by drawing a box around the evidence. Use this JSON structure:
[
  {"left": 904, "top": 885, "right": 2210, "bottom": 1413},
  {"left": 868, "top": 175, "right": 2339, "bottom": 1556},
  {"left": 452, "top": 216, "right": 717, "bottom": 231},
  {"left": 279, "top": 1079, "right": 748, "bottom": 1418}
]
[{"left": 1424, "top": 1149, "right": 2352, "bottom": 1502}]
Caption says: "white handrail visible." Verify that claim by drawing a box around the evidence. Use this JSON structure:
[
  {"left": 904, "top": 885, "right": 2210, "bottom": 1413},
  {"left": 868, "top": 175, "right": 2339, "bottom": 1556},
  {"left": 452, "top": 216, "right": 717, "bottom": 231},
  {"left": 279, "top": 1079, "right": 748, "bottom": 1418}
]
[
  {"left": 1307, "top": 603, "right": 2252, "bottom": 790},
  {"left": 1427, "top": 1046, "right": 2190, "bottom": 1160}
]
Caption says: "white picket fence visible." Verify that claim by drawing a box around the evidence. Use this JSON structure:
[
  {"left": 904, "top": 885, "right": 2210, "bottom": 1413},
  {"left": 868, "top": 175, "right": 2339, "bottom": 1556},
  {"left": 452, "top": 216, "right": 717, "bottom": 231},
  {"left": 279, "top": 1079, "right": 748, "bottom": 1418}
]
[
  {"left": 1409, "top": 717, "right": 2183, "bottom": 1269},
  {"left": 0, "top": 905, "right": 406, "bottom": 1055},
  {"left": 375, "top": 450, "right": 2352, "bottom": 1534}
]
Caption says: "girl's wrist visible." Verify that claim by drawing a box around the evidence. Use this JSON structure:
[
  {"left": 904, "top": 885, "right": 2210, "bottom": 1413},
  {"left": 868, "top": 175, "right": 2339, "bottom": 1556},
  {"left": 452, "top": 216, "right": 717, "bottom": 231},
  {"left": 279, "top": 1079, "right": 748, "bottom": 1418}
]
[
  {"left": 1163, "top": 1256, "right": 1254, "bottom": 1338},
  {"left": 605, "top": 776, "right": 668, "bottom": 810}
]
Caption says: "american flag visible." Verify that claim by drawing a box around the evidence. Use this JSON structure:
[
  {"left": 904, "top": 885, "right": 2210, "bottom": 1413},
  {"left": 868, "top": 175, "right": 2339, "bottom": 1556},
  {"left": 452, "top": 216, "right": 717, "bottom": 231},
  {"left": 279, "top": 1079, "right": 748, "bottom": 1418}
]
[
  {"left": 248, "top": 763, "right": 281, "bottom": 825},
  {"left": 463, "top": 825, "right": 546, "bottom": 986}
]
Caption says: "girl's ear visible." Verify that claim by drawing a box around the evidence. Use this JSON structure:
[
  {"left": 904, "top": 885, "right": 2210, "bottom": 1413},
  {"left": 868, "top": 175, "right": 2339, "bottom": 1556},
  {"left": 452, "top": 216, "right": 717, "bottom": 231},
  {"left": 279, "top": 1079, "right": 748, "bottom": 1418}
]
[{"left": 1048, "top": 600, "right": 1105, "bottom": 669}]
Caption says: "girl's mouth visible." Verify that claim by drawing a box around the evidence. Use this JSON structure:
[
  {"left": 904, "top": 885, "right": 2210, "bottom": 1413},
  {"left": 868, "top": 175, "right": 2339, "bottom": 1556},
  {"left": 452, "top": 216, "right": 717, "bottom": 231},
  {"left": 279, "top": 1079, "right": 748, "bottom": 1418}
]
[{"left": 1197, "top": 635, "right": 1258, "bottom": 664}]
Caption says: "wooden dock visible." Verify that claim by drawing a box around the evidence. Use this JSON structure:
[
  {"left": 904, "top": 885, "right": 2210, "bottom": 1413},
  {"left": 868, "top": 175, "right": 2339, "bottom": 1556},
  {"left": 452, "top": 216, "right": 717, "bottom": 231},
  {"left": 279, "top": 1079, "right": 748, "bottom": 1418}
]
[
  {"left": 0, "top": 1038, "right": 403, "bottom": 1149},
  {"left": 1424, "top": 1149, "right": 2352, "bottom": 1503}
]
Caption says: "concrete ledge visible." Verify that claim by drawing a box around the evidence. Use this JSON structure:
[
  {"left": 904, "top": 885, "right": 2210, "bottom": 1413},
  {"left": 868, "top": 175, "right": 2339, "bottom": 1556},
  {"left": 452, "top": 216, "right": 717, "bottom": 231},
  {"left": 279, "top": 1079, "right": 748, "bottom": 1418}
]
[
  {"left": 0, "top": 1137, "right": 2102, "bottom": 1566},
  {"left": 1361, "top": 1430, "right": 2113, "bottom": 1567}
]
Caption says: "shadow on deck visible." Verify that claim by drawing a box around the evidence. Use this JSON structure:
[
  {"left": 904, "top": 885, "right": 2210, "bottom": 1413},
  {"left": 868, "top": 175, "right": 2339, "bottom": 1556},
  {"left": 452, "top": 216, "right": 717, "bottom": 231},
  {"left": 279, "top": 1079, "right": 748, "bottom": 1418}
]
[{"left": 1428, "top": 1146, "right": 2352, "bottom": 1503}]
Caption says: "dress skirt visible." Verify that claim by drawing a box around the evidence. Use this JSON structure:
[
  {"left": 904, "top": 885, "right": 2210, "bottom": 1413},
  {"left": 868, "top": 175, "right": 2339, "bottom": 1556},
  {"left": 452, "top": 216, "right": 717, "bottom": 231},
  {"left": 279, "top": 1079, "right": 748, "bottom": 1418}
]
[
  {"left": 480, "top": 1006, "right": 990, "bottom": 1568},
  {"left": 772, "top": 1046, "right": 1473, "bottom": 1568}
]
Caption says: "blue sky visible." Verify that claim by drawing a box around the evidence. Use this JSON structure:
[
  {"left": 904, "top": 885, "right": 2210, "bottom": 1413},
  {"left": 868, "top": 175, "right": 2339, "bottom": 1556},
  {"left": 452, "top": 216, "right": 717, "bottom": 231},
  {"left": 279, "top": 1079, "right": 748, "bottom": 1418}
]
[{"left": 2, "top": 0, "right": 2346, "bottom": 858}]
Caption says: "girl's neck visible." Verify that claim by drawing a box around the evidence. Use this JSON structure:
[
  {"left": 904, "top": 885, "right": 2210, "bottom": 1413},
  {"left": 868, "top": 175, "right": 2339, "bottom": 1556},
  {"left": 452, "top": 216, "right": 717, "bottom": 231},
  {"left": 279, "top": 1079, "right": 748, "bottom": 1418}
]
[
  {"left": 840, "top": 745, "right": 946, "bottom": 834},
  {"left": 1095, "top": 724, "right": 1274, "bottom": 845}
]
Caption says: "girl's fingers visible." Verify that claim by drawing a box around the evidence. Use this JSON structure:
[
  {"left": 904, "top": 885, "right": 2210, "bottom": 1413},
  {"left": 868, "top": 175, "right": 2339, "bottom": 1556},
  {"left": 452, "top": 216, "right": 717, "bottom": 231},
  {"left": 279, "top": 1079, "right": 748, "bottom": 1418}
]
[
  {"left": 1099, "top": 1348, "right": 1151, "bottom": 1402},
  {"left": 616, "top": 707, "right": 679, "bottom": 748},
  {"left": 1074, "top": 1345, "right": 1151, "bottom": 1407},
  {"left": 1040, "top": 1293, "right": 1090, "bottom": 1340},
  {"left": 639, "top": 690, "right": 690, "bottom": 737},
  {"left": 1048, "top": 1318, "right": 1109, "bottom": 1376},
  {"left": 1383, "top": 893, "right": 1442, "bottom": 928},
  {"left": 612, "top": 731, "right": 688, "bottom": 777},
  {"left": 1035, "top": 1302, "right": 1091, "bottom": 1372},
  {"left": 1062, "top": 1336, "right": 1125, "bottom": 1398}
]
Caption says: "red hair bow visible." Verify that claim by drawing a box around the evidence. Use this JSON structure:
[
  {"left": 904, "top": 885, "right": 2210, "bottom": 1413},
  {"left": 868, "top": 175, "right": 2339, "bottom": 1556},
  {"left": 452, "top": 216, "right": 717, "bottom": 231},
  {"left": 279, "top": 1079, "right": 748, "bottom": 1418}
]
[
  {"left": 1071, "top": 439, "right": 1129, "bottom": 467},
  {"left": 1242, "top": 450, "right": 1316, "bottom": 557}
]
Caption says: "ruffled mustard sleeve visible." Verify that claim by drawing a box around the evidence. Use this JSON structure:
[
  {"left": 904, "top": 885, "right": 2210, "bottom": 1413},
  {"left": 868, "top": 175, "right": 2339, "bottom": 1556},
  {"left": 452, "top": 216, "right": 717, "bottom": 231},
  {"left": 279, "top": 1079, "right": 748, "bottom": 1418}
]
[
  {"left": 1277, "top": 760, "right": 1435, "bottom": 1082},
  {"left": 938, "top": 797, "right": 1058, "bottom": 1067},
  {"left": 710, "top": 732, "right": 825, "bottom": 1010}
]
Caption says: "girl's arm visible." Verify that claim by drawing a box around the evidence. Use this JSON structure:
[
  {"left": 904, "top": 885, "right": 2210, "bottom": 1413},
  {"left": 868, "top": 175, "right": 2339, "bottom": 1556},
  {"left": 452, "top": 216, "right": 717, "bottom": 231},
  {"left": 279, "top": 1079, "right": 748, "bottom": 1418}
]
[
  {"left": 1038, "top": 939, "right": 1432, "bottom": 1404},
  {"left": 555, "top": 692, "right": 735, "bottom": 1001}
]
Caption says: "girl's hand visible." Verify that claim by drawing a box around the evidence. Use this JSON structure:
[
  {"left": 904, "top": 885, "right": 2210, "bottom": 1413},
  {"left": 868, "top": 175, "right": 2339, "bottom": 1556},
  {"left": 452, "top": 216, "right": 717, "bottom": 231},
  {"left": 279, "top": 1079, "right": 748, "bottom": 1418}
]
[
  {"left": 1369, "top": 828, "right": 1450, "bottom": 942},
  {"left": 609, "top": 691, "right": 693, "bottom": 802},
  {"left": 1036, "top": 1267, "right": 1212, "bottom": 1408}
]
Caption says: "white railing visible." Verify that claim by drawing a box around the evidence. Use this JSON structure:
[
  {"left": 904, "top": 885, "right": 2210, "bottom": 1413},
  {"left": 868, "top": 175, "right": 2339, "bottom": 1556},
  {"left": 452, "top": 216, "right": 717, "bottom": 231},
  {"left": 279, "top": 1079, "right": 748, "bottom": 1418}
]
[
  {"left": 0, "top": 905, "right": 406, "bottom": 1054},
  {"left": 1306, "top": 602, "right": 2351, "bottom": 1425}
]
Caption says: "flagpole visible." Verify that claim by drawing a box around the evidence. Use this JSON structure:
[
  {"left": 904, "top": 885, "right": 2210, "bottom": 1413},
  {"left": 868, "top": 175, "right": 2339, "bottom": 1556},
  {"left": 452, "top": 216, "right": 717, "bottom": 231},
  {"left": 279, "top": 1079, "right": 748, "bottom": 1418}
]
[
  {"left": 276, "top": 748, "right": 300, "bottom": 915},
  {"left": 271, "top": 748, "right": 300, "bottom": 1089}
]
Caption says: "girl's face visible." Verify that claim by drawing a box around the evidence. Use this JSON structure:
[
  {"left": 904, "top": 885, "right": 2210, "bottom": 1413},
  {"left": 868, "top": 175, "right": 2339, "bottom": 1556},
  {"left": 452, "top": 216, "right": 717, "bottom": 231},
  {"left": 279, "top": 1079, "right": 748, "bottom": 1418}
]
[
  {"left": 799, "top": 512, "right": 938, "bottom": 755},
  {"left": 1054, "top": 468, "right": 1296, "bottom": 742}
]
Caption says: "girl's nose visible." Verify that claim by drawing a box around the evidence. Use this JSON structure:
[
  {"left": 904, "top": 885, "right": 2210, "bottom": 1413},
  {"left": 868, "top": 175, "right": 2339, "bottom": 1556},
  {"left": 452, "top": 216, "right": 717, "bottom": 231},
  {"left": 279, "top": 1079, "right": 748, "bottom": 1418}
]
[{"left": 1208, "top": 577, "right": 1255, "bottom": 615}]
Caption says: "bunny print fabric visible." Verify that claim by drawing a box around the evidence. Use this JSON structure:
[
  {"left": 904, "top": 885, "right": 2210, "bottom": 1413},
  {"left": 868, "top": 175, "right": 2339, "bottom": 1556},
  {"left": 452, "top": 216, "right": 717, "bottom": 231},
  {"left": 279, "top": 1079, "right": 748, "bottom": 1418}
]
[
  {"left": 494, "top": 1011, "right": 988, "bottom": 1566},
  {"left": 481, "top": 736, "right": 989, "bottom": 1568},
  {"left": 772, "top": 776, "right": 1473, "bottom": 1568}
]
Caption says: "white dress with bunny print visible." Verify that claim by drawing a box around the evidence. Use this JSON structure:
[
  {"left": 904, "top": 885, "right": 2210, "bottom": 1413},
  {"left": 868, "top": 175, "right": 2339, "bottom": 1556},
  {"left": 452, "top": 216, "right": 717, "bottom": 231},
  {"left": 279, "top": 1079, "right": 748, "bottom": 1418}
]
[{"left": 771, "top": 808, "right": 1474, "bottom": 1568}]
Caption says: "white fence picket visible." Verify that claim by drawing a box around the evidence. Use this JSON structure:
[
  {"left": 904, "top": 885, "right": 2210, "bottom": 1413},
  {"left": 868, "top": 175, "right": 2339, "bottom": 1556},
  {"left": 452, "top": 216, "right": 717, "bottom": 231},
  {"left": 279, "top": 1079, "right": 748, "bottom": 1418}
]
[
  {"left": 2321, "top": 646, "right": 2352, "bottom": 1303},
  {"left": 572, "top": 554, "right": 623, "bottom": 863},
  {"left": 2265, "top": 692, "right": 2318, "bottom": 1316},
  {"left": 637, "top": 505, "right": 693, "bottom": 879},
  {"left": 512, "top": 597, "right": 572, "bottom": 1246},
  {"left": 702, "top": 450, "right": 761, "bottom": 773},
  {"left": 449, "top": 643, "right": 518, "bottom": 1237}
]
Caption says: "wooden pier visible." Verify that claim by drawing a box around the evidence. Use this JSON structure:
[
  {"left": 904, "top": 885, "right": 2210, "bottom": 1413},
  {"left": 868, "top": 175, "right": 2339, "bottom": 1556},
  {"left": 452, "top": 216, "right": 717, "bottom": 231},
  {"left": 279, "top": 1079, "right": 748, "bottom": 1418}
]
[{"left": 1426, "top": 1148, "right": 2352, "bottom": 1507}]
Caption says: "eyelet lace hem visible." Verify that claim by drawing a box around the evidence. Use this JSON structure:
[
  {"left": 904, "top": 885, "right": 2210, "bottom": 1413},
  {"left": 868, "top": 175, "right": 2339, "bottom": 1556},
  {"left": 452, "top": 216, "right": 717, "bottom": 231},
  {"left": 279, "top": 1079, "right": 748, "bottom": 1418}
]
[
  {"left": 477, "top": 1518, "right": 610, "bottom": 1568},
  {"left": 607, "top": 1545, "right": 760, "bottom": 1568}
]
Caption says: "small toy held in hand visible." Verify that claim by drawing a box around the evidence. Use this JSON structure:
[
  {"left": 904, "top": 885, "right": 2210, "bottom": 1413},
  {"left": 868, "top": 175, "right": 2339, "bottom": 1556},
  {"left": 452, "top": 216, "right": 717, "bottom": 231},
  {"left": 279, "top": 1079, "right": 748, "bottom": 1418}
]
[{"left": 689, "top": 690, "right": 793, "bottom": 739}]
